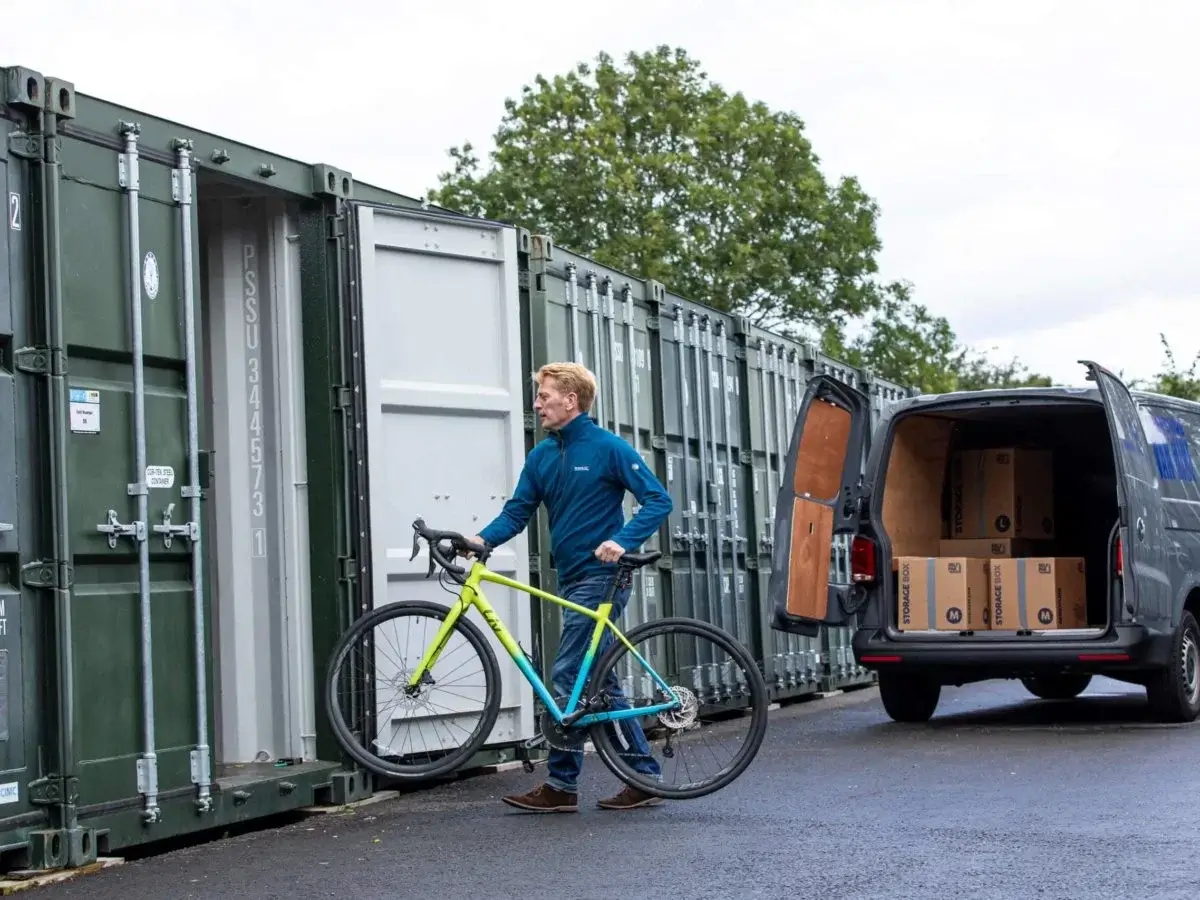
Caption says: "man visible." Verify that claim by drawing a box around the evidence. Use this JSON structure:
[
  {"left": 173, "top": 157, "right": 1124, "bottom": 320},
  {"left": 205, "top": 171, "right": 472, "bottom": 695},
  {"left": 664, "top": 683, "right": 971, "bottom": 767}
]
[{"left": 469, "top": 362, "right": 673, "bottom": 813}]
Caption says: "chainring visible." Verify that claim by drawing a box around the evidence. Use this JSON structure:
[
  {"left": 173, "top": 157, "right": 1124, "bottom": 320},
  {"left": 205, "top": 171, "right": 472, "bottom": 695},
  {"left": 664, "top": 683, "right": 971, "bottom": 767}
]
[{"left": 539, "top": 709, "right": 588, "bottom": 752}]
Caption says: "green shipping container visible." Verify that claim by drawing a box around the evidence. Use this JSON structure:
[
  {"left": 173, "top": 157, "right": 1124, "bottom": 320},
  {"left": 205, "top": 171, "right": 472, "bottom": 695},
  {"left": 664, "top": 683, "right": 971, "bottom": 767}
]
[
  {"left": 0, "top": 64, "right": 403, "bottom": 870},
  {"left": 517, "top": 235, "right": 914, "bottom": 707},
  {"left": 520, "top": 238, "right": 669, "bottom": 704}
]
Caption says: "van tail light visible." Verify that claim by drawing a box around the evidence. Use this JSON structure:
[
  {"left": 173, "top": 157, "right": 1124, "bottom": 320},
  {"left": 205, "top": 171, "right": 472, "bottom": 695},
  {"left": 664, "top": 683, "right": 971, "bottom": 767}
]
[
  {"left": 1115, "top": 536, "right": 1123, "bottom": 577},
  {"left": 850, "top": 535, "right": 876, "bottom": 583}
]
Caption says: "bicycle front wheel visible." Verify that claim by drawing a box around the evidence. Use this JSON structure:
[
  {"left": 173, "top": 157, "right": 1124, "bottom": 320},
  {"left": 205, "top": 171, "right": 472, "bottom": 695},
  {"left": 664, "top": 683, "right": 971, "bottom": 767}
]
[
  {"left": 586, "top": 617, "right": 769, "bottom": 801},
  {"left": 325, "top": 600, "right": 501, "bottom": 780}
]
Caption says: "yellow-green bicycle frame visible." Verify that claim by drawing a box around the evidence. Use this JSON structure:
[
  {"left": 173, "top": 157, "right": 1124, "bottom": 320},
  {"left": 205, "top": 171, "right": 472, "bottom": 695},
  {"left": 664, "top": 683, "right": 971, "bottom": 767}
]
[{"left": 407, "top": 560, "right": 681, "bottom": 729}]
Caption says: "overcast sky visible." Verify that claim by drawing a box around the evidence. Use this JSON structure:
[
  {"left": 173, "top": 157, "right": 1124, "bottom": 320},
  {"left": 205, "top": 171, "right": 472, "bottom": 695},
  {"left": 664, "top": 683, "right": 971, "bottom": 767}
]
[{"left": 5, "top": 0, "right": 1197, "bottom": 387}]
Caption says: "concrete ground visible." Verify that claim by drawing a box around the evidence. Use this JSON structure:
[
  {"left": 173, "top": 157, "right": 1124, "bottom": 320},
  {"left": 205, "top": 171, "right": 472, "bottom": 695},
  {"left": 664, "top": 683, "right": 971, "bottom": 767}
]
[{"left": 28, "top": 677, "right": 1200, "bottom": 900}]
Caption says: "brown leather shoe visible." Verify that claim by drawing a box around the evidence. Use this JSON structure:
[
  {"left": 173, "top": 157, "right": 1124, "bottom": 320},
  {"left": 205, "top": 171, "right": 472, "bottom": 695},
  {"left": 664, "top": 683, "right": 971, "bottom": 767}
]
[
  {"left": 500, "top": 784, "right": 578, "bottom": 813},
  {"left": 596, "top": 785, "right": 664, "bottom": 810}
]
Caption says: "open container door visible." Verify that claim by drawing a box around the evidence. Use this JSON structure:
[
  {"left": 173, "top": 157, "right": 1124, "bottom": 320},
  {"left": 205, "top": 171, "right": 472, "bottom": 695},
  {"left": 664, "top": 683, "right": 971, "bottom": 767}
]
[
  {"left": 768, "top": 375, "right": 872, "bottom": 637},
  {"left": 1081, "top": 360, "right": 1172, "bottom": 628},
  {"left": 346, "top": 201, "right": 537, "bottom": 757}
]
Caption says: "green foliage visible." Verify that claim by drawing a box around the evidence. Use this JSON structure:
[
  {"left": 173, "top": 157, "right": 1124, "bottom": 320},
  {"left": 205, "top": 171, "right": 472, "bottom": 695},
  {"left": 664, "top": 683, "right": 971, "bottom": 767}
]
[
  {"left": 821, "top": 283, "right": 1051, "bottom": 393},
  {"left": 430, "top": 46, "right": 887, "bottom": 334},
  {"left": 1132, "top": 334, "right": 1200, "bottom": 401},
  {"left": 430, "top": 45, "right": 1052, "bottom": 394}
]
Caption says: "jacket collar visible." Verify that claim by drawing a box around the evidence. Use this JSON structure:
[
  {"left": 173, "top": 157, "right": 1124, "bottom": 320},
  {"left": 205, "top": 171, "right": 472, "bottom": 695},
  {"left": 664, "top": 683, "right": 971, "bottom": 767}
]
[{"left": 551, "top": 413, "right": 596, "bottom": 445}]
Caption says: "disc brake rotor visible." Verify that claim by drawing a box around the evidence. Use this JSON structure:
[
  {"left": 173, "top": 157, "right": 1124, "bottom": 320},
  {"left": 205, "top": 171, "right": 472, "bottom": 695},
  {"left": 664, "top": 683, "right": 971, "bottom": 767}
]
[{"left": 657, "top": 686, "right": 699, "bottom": 729}]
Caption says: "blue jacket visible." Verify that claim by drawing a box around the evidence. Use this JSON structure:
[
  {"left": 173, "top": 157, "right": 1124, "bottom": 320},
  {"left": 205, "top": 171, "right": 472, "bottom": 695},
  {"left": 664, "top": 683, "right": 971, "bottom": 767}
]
[{"left": 479, "top": 414, "right": 672, "bottom": 586}]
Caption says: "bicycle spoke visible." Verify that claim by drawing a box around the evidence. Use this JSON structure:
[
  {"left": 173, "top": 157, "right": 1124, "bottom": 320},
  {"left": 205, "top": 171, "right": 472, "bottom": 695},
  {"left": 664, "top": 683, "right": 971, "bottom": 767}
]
[
  {"left": 586, "top": 618, "right": 768, "bottom": 799},
  {"left": 327, "top": 601, "right": 501, "bottom": 779}
]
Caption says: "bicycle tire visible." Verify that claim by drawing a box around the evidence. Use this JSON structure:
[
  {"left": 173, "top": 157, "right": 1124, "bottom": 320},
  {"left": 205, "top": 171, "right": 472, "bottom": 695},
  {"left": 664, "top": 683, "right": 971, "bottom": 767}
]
[
  {"left": 325, "top": 599, "right": 502, "bottom": 780},
  {"left": 586, "top": 617, "right": 769, "bottom": 801}
]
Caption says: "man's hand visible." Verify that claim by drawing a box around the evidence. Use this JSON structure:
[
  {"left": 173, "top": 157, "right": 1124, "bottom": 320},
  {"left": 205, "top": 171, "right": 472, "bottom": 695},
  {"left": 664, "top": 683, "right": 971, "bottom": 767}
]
[
  {"left": 464, "top": 535, "right": 487, "bottom": 558},
  {"left": 594, "top": 540, "right": 626, "bottom": 563}
]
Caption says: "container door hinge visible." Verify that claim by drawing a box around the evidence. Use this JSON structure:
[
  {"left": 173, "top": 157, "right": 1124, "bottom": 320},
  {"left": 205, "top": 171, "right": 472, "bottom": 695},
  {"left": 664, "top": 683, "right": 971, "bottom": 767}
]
[
  {"left": 650, "top": 435, "right": 666, "bottom": 451},
  {"left": 97, "top": 510, "right": 145, "bottom": 548},
  {"left": 27, "top": 775, "right": 79, "bottom": 806},
  {"left": 339, "top": 557, "right": 358, "bottom": 581},
  {"left": 190, "top": 749, "right": 212, "bottom": 787},
  {"left": 13, "top": 346, "right": 64, "bottom": 376},
  {"left": 136, "top": 757, "right": 159, "bottom": 798},
  {"left": 528, "top": 554, "right": 541, "bottom": 575},
  {"left": 327, "top": 215, "right": 346, "bottom": 240},
  {"left": 523, "top": 412, "right": 536, "bottom": 433},
  {"left": 153, "top": 502, "right": 197, "bottom": 549},
  {"left": 21, "top": 560, "right": 73, "bottom": 589},
  {"left": 6, "top": 132, "right": 39, "bottom": 160},
  {"left": 333, "top": 386, "right": 352, "bottom": 409}
]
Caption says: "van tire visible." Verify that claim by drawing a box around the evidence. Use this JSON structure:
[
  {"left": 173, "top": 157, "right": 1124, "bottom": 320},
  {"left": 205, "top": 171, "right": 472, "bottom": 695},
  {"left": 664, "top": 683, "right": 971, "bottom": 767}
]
[
  {"left": 1021, "top": 673, "right": 1092, "bottom": 701},
  {"left": 878, "top": 671, "right": 941, "bottom": 723},
  {"left": 1146, "top": 610, "right": 1200, "bottom": 724}
]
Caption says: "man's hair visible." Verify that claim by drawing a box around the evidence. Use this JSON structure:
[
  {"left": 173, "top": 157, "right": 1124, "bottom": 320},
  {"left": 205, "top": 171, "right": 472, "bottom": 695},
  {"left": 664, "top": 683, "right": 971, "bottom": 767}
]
[{"left": 535, "top": 362, "right": 597, "bottom": 412}]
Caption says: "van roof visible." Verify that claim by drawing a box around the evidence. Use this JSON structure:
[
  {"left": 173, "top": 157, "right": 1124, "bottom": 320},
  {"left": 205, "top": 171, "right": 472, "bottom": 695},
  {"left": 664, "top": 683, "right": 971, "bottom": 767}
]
[{"left": 895, "top": 384, "right": 1200, "bottom": 415}]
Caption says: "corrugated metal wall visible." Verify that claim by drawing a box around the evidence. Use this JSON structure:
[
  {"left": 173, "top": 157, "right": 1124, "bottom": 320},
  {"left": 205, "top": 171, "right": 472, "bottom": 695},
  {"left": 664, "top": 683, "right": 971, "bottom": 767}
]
[{"left": 518, "top": 234, "right": 915, "bottom": 704}]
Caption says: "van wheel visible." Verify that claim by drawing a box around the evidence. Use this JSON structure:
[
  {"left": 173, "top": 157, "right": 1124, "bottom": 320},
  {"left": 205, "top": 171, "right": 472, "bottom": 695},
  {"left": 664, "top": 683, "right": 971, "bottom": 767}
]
[
  {"left": 1021, "top": 673, "right": 1092, "bottom": 701},
  {"left": 878, "top": 671, "right": 941, "bottom": 723},
  {"left": 1146, "top": 611, "right": 1200, "bottom": 723}
]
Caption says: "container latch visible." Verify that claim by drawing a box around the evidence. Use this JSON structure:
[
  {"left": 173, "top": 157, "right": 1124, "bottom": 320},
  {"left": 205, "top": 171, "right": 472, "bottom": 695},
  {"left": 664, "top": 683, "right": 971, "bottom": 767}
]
[{"left": 97, "top": 510, "right": 145, "bottom": 548}]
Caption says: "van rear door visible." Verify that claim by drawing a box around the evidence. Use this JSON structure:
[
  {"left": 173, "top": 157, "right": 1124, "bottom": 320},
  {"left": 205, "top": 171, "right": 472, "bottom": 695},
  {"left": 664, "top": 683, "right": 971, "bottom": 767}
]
[
  {"left": 1082, "top": 360, "right": 1172, "bottom": 628},
  {"left": 768, "top": 375, "right": 871, "bottom": 637}
]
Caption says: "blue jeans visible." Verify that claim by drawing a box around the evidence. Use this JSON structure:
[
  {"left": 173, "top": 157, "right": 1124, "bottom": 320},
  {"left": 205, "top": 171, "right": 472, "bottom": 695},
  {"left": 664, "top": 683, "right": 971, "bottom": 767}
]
[{"left": 545, "top": 571, "right": 662, "bottom": 793}]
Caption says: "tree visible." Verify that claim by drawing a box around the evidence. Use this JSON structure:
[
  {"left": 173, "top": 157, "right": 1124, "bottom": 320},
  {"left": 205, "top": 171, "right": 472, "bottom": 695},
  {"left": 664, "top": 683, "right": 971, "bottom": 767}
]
[
  {"left": 1135, "top": 334, "right": 1200, "bottom": 401},
  {"left": 821, "top": 283, "right": 1051, "bottom": 393},
  {"left": 430, "top": 46, "right": 888, "bottom": 335},
  {"left": 429, "top": 46, "right": 1050, "bottom": 392}
]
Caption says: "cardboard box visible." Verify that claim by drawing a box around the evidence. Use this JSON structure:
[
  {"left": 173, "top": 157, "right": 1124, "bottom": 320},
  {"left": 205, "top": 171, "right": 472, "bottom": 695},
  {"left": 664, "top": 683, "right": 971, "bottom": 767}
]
[
  {"left": 989, "top": 557, "right": 1087, "bottom": 631},
  {"left": 950, "top": 448, "right": 1055, "bottom": 540},
  {"left": 939, "top": 538, "right": 1045, "bottom": 558},
  {"left": 896, "top": 557, "right": 989, "bottom": 632}
]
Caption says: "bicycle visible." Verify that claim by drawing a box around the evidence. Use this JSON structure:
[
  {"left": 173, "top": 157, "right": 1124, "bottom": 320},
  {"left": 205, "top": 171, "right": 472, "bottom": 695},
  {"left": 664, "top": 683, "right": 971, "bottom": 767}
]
[{"left": 324, "top": 517, "right": 769, "bottom": 801}]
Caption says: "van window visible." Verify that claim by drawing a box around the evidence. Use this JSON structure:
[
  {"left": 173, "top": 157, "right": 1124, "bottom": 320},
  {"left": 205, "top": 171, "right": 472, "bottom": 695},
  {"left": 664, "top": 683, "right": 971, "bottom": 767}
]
[{"left": 1138, "top": 404, "right": 1200, "bottom": 498}]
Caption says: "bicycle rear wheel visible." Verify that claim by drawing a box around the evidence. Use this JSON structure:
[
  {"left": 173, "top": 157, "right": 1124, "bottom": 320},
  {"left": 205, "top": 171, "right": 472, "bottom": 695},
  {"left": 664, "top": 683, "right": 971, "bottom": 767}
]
[
  {"left": 586, "top": 617, "right": 769, "bottom": 800},
  {"left": 325, "top": 600, "right": 501, "bottom": 780}
]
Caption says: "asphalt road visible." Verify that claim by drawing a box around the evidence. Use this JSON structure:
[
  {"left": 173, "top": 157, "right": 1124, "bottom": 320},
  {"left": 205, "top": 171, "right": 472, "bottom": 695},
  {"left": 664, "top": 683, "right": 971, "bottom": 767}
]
[{"left": 33, "top": 677, "right": 1200, "bottom": 900}]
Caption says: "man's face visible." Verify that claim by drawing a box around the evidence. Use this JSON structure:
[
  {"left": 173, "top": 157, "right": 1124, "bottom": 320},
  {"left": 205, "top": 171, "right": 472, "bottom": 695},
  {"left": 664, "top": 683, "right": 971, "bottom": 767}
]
[{"left": 534, "top": 376, "right": 577, "bottom": 431}]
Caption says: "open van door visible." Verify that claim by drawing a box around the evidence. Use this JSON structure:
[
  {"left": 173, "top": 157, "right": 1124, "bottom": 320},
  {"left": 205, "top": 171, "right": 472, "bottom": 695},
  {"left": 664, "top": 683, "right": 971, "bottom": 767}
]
[
  {"left": 768, "top": 375, "right": 872, "bottom": 637},
  {"left": 1081, "top": 360, "right": 1172, "bottom": 627}
]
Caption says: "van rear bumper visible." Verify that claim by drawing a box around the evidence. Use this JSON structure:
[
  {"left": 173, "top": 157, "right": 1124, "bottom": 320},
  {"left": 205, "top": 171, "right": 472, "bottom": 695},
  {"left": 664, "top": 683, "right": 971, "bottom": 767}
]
[{"left": 852, "top": 625, "right": 1172, "bottom": 676}]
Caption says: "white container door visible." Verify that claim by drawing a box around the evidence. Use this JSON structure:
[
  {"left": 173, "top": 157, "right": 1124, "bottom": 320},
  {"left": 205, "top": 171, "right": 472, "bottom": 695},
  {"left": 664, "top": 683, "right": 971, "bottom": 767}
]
[{"left": 354, "top": 204, "right": 536, "bottom": 752}]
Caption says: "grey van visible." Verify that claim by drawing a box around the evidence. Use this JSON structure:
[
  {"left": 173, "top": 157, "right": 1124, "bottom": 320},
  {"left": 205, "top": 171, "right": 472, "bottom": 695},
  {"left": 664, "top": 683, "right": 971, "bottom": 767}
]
[{"left": 768, "top": 360, "right": 1200, "bottom": 724}]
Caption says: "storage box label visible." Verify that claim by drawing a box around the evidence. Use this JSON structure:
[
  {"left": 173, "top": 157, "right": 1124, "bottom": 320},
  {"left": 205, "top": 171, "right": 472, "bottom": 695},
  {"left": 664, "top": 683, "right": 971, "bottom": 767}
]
[
  {"left": 68, "top": 389, "right": 100, "bottom": 434},
  {"left": 0, "top": 782, "right": 18, "bottom": 805}
]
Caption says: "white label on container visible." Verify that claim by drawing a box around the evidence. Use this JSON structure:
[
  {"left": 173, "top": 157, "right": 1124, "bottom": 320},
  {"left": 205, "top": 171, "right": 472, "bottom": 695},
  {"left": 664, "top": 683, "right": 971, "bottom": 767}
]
[
  {"left": 143, "top": 251, "right": 160, "bottom": 300},
  {"left": 146, "top": 465, "right": 175, "bottom": 489},
  {"left": 613, "top": 339, "right": 623, "bottom": 363},
  {"left": 0, "top": 782, "right": 19, "bottom": 805},
  {"left": 69, "top": 389, "right": 100, "bottom": 433}
]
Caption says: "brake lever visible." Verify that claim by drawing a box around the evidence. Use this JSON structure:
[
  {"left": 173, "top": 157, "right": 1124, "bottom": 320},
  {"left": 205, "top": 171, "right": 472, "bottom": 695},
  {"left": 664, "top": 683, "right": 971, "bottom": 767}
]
[{"left": 410, "top": 529, "right": 420, "bottom": 562}]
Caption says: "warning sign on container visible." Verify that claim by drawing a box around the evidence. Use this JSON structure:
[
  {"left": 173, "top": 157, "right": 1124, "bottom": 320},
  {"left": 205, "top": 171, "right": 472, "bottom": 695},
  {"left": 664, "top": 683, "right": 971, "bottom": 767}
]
[{"left": 69, "top": 389, "right": 100, "bottom": 434}]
